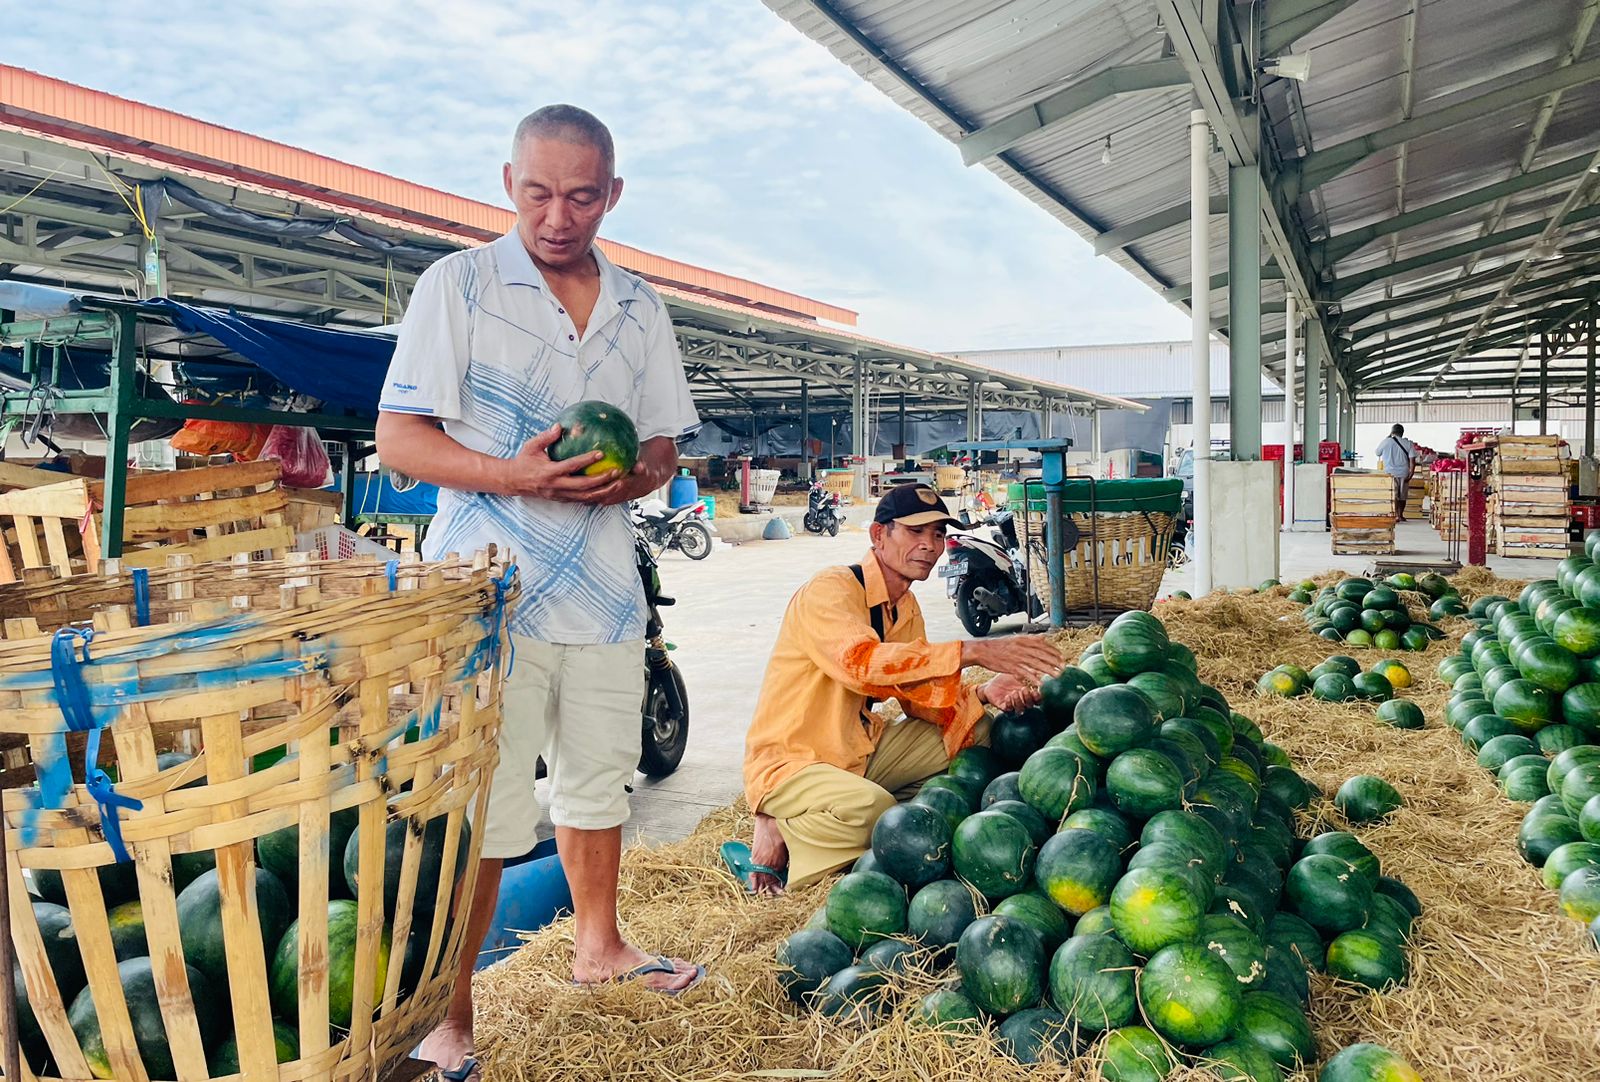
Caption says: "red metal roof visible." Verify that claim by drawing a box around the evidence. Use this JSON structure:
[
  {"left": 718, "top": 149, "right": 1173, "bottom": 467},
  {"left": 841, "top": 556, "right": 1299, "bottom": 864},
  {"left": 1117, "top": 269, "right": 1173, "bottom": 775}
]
[{"left": 0, "top": 63, "right": 858, "bottom": 326}]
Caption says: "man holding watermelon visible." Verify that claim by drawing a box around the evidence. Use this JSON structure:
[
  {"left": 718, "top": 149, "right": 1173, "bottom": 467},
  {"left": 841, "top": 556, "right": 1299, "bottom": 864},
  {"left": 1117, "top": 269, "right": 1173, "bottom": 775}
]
[
  {"left": 377, "top": 105, "right": 702, "bottom": 1079},
  {"left": 733, "top": 483, "right": 1067, "bottom": 896}
]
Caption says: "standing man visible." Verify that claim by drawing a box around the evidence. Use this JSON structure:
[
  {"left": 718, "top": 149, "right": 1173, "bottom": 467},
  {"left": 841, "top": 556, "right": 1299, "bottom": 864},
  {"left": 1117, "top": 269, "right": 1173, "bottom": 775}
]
[
  {"left": 1375, "top": 424, "right": 1420, "bottom": 521},
  {"left": 733, "top": 484, "right": 1066, "bottom": 895},
  {"left": 377, "top": 105, "right": 703, "bottom": 1081}
]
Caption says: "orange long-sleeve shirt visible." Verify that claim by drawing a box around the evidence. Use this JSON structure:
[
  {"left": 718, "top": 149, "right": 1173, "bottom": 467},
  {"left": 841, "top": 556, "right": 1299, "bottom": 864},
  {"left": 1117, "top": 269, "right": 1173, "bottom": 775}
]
[{"left": 743, "top": 552, "right": 986, "bottom": 813}]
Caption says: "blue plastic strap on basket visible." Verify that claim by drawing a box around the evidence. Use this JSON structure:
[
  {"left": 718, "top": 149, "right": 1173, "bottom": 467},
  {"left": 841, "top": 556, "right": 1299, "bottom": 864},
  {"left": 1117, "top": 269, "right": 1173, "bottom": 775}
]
[
  {"left": 492, "top": 563, "right": 517, "bottom": 673},
  {"left": 131, "top": 568, "right": 151, "bottom": 626},
  {"left": 386, "top": 559, "right": 399, "bottom": 593},
  {"left": 48, "top": 626, "right": 144, "bottom": 863}
]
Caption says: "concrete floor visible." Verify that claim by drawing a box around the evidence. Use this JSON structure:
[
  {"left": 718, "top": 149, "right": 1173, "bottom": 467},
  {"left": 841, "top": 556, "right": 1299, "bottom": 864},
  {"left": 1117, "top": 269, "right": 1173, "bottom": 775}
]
[{"left": 553, "top": 512, "right": 1565, "bottom": 849}]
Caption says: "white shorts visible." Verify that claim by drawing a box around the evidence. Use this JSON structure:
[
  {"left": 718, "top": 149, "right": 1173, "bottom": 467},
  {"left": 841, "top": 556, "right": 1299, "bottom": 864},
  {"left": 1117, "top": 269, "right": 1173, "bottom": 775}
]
[{"left": 478, "top": 635, "right": 647, "bottom": 860}]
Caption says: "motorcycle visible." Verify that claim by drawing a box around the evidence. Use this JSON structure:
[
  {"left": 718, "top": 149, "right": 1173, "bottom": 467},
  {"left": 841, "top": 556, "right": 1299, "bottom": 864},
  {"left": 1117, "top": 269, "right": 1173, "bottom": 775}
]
[
  {"left": 802, "top": 478, "right": 842, "bottom": 536},
  {"left": 630, "top": 498, "right": 715, "bottom": 561},
  {"left": 938, "top": 509, "right": 1040, "bottom": 637},
  {"left": 534, "top": 530, "right": 690, "bottom": 779},
  {"left": 636, "top": 530, "right": 690, "bottom": 776}
]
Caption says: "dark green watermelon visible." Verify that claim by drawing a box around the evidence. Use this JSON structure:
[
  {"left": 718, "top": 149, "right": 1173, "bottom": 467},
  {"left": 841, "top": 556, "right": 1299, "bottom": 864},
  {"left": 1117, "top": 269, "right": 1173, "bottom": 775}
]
[
  {"left": 954, "top": 914, "right": 1045, "bottom": 1015},
  {"left": 951, "top": 810, "right": 1036, "bottom": 901},
  {"left": 1062, "top": 806, "right": 1138, "bottom": 853},
  {"left": 1266, "top": 911, "right": 1325, "bottom": 970},
  {"left": 913, "top": 987, "right": 981, "bottom": 1033},
  {"left": 1334, "top": 775, "right": 1403, "bottom": 822},
  {"left": 1109, "top": 865, "right": 1205, "bottom": 955},
  {"left": 824, "top": 871, "right": 908, "bottom": 950},
  {"left": 982, "top": 770, "right": 1025, "bottom": 808},
  {"left": 1049, "top": 932, "right": 1137, "bottom": 1032},
  {"left": 994, "top": 891, "right": 1071, "bottom": 953},
  {"left": 1517, "top": 808, "right": 1583, "bottom": 865},
  {"left": 907, "top": 879, "right": 978, "bottom": 949},
  {"left": 996, "top": 1006, "right": 1072, "bottom": 1064},
  {"left": 1074, "top": 684, "right": 1158, "bottom": 756},
  {"left": 1039, "top": 667, "right": 1098, "bottom": 722},
  {"left": 1018, "top": 746, "right": 1098, "bottom": 821},
  {"left": 1101, "top": 612, "right": 1170, "bottom": 677},
  {"left": 987, "top": 799, "right": 1054, "bottom": 847},
  {"left": 990, "top": 710, "right": 1055, "bottom": 769},
  {"left": 1325, "top": 928, "right": 1408, "bottom": 990},
  {"left": 1097, "top": 1025, "right": 1175, "bottom": 1082},
  {"left": 1136, "top": 940, "right": 1242, "bottom": 1047},
  {"left": 1105, "top": 748, "right": 1187, "bottom": 819},
  {"left": 1284, "top": 854, "right": 1372, "bottom": 933},
  {"left": 869, "top": 803, "right": 952, "bottom": 889},
  {"left": 776, "top": 929, "right": 853, "bottom": 1002}
]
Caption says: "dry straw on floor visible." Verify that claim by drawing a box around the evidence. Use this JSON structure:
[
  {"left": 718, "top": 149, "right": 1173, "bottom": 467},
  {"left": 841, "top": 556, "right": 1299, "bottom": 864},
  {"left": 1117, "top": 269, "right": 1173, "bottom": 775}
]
[{"left": 473, "top": 573, "right": 1600, "bottom": 1081}]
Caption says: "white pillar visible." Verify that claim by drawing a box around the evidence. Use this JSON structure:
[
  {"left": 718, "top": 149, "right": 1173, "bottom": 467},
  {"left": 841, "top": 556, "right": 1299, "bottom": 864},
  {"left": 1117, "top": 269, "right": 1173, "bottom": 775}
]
[
  {"left": 1091, "top": 409, "right": 1103, "bottom": 477},
  {"left": 1190, "top": 108, "right": 1214, "bottom": 594},
  {"left": 1282, "top": 294, "right": 1298, "bottom": 532}
]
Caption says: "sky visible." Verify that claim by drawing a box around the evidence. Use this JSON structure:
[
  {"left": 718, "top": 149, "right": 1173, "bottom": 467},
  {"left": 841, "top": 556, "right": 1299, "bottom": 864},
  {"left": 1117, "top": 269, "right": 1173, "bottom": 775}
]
[{"left": 8, "top": 0, "right": 1192, "bottom": 352}]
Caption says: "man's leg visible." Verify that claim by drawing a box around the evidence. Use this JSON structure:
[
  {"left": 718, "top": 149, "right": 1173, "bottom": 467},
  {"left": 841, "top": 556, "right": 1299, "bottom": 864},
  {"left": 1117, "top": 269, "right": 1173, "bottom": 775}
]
[
  {"left": 1394, "top": 475, "right": 1408, "bottom": 522},
  {"left": 417, "top": 636, "right": 555, "bottom": 1074},
  {"left": 866, "top": 715, "right": 992, "bottom": 799},
  {"left": 760, "top": 764, "right": 898, "bottom": 888},
  {"left": 550, "top": 641, "right": 699, "bottom": 989}
]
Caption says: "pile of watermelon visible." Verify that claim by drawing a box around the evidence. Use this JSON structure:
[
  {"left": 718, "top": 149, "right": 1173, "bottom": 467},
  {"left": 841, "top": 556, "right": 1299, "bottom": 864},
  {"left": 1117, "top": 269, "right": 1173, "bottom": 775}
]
[
  {"left": 778, "top": 612, "right": 1424, "bottom": 1079},
  {"left": 1291, "top": 575, "right": 1455, "bottom": 650},
  {"left": 1432, "top": 546, "right": 1600, "bottom": 943},
  {"left": 13, "top": 763, "right": 464, "bottom": 1078},
  {"left": 1258, "top": 655, "right": 1414, "bottom": 707}
]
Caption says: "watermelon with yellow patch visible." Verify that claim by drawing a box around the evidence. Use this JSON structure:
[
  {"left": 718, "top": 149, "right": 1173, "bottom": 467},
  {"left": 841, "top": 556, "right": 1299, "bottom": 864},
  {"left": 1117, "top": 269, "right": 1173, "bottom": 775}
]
[{"left": 550, "top": 400, "right": 639, "bottom": 476}]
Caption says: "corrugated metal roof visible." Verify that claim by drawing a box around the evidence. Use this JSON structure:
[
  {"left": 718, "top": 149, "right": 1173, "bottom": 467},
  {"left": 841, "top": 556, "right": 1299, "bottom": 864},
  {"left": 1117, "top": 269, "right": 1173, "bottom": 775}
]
[
  {"left": 0, "top": 63, "right": 859, "bottom": 327},
  {"left": 952, "top": 340, "right": 1279, "bottom": 397},
  {"left": 763, "top": 0, "right": 1600, "bottom": 399}
]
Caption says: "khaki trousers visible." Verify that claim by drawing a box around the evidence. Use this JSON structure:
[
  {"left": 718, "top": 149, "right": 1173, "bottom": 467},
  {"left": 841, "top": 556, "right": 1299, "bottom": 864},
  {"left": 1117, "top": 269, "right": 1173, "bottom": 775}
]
[{"left": 763, "top": 716, "right": 988, "bottom": 889}]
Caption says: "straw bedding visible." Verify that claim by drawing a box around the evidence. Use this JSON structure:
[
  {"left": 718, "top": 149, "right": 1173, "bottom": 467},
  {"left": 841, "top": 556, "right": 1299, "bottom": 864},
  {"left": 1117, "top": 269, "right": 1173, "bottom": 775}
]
[{"left": 472, "top": 571, "right": 1600, "bottom": 1081}]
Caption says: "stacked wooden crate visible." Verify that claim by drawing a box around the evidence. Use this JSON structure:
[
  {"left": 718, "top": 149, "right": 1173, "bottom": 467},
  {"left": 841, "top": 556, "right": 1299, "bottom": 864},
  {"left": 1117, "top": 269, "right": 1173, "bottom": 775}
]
[
  {"left": 1330, "top": 468, "right": 1398, "bottom": 554},
  {"left": 1493, "top": 435, "right": 1570, "bottom": 558},
  {"left": 1429, "top": 470, "right": 1467, "bottom": 542}
]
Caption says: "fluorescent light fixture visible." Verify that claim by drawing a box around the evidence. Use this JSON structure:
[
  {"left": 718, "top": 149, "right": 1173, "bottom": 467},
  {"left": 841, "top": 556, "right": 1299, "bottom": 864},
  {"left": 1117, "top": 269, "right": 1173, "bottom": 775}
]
[{"left": 1100, "top": 135, "right": 1113, "bottom": 166}]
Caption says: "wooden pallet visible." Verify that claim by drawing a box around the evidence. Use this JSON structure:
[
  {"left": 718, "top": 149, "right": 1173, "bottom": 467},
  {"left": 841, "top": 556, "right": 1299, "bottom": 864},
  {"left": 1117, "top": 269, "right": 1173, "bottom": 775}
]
[{"left": 0, "top": 460, "right": 293, "bottom": 582}]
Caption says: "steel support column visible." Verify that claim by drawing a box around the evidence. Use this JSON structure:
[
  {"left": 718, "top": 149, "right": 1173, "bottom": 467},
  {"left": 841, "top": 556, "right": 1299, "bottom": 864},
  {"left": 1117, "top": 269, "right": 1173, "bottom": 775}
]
[
  {"left": 898, "top": 392, "right": 907, "bottom": 458},
  {"left": 1326, "top": 373, "right": 1339, "bottom": 449},
  {"left": 1341, "top": 395, "right": 1356, "bottom": 451},
  {"left": 1228, "top": 164, "right": 1263, "bottom": 459},
  {"left": 800, "top": 380, "right": 811, "bottom": 480},
  {"left": 1091, "top": 410, "right": 1103, "bottom": 477},
  {"left": 1587, "top": 305, "right": 1597, "bottom": 458},
  {"left": 852, "top": 359, "right": 866, "bottom": 497},
  {"left": 1191, "top": 108, "right": 1215, "bottom": 595},
  {"left": 1540, "top": 332, "right": 1551, "bottom": 435},
  {"left": 1283, "top": 294, "right": 1298, "bottom": 531},
  {"left": 1304, "top": 324, "right": 1323, "bottom": 452}
]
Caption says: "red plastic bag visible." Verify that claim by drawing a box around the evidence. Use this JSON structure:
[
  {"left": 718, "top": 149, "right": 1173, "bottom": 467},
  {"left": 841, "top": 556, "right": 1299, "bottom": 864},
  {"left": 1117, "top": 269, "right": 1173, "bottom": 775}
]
[{"left": 259, "top": 425, "right": 332, "bottom": 488}]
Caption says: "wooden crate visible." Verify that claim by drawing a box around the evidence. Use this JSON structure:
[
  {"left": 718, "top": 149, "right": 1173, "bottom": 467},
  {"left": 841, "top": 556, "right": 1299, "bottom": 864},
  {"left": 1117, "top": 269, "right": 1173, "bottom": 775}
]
[
  {"left": 0, "top": 461, "right": 293, "bottom": 583},
  {"left": 1330, "top": 469, "right": 1397, "bottom": 554},
  {"left": 1, "top": 551, "right": 515, "bottom": 1082}
]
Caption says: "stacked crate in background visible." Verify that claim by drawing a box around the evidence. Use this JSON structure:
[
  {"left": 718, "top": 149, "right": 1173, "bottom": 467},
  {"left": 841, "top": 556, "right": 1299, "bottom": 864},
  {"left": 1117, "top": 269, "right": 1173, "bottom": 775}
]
[
  {"left": 1330, "top": 468, "right": 1398, "bottom": 554},
  {"left": 1493, "top": 435, "right": 1570, "bottom": 558},
  {"left": 1429, "top": 465, "right": 1467, "bottom": 543}
]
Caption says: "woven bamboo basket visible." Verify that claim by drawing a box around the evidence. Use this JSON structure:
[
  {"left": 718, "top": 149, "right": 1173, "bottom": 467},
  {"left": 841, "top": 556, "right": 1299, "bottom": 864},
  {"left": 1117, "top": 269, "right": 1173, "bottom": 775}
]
[
  {"left": 1019, "top": 508, "right": 1176, "bottom": 615},
  {"left": 0, "top": 550, "right": 515, "bottom": 1082}
]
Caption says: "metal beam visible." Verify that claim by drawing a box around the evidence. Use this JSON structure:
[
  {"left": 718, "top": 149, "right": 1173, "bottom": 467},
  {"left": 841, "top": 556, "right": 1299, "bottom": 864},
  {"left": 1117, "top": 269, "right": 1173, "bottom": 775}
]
[
  {"left": 1428, "top": 148, "right": 1600, "bottom": 381},
  {"left": 1337, "top": 254, "right": 1600, "bottom": 326},
  {"left": 1163, "top": 263, "right": 1284, "bottom": 304},
  {"left": 1331, "top": 201, "right": 1600, "bottom": 299},
  {"left": 958, "top": 59, "right": 1189, "bottom": 165},
  {"left": 1094, "top": 196, "right": 1227, "bottom": 256},
  {"left": 1282, "top": 53, "right": 1600, "bottom": 198},
  {"left": 1313, "top": 153, "right": 1595, "bottom": 267},
  {"left": 1343, "top": 265, "right": 1600, "bottom": 339},
  {"left": 1361, "top": 296, "right": 1595, "bottom": 386},
  {"left": 1261, "top": 0, "right": 1364, "bottom": 56}
]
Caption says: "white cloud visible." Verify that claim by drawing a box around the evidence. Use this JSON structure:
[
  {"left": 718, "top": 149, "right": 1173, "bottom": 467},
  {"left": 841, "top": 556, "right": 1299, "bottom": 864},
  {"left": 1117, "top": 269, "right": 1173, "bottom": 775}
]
[{"left": 10, "top": 0, "right": 1190, "bottom": 349}]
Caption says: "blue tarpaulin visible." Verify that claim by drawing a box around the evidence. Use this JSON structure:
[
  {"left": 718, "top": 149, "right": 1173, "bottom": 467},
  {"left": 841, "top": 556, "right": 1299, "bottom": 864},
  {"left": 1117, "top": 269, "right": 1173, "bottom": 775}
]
[
  {"left": 332, "top": 471, "right": 439, "bottom": 518},
  {"left": 146, "top": 299, "right": 394, "bottom": 413}
]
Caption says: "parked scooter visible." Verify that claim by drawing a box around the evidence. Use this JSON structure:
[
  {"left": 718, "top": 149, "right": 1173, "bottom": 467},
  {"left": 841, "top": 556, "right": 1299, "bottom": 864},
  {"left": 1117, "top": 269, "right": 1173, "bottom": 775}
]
[
  {"left": 636, "top": 530, "right": 690, "bottom": 776},
  {"left": 630, "top": 498, "right": 715, "bottom": 560},
  {"left": 803, "top": 478, "right": 842, "bottom": 536},
  {"left": 939, "top": 509, "right": 1040, "bottom": 636}
]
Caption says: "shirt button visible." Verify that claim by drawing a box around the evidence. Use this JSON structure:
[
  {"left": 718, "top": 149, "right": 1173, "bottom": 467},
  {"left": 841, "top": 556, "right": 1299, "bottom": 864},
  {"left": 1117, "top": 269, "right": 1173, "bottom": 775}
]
[
  {"left": 558, "top": 307, "right": 565, "bottom": 314},
  {"left": 568, "top": 334, "right": 575, "bottom": 341}
]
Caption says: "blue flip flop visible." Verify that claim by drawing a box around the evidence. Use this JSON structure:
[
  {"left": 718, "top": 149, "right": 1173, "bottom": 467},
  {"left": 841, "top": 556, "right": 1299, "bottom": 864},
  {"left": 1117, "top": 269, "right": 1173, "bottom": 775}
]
[
  {"left": 573, "top": 954, "right": 706, "bottom": 995},
  {"left": 720, "top": 840, "right": 788, "bottom": 893}
]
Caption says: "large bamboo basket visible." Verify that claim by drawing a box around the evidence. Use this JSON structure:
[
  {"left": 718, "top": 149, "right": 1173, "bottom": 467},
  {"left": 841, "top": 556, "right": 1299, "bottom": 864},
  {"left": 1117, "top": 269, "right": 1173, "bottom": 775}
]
[
  {"left": 1019, "top": 507, "right": 1175, "bottom": 615},
  {"left": 0, "top": 550, "right": 515, "bottom": 1082}
]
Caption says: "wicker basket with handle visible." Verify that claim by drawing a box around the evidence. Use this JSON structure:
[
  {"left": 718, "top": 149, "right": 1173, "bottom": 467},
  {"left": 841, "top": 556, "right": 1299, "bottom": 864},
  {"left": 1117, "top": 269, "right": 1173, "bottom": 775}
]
[
  {"left": 1012, "top": 478, "right": 1181, "bottom": 616},
  {"left": 1, "top": 549, "right": 514, "bottom": 1082}
]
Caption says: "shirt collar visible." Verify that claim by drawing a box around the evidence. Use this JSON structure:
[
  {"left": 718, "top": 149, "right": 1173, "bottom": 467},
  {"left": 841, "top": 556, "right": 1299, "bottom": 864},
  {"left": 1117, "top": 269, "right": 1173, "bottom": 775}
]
[
  {"left": 860, "top": 551, "right": 892, "bottom": 609},
  {"left": 492, "top": 231, "right": 630, "bottom": 293}
]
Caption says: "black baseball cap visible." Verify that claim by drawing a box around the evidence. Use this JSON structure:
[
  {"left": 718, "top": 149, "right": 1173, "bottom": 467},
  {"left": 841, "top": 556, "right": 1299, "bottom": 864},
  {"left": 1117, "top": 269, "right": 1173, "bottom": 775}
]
[{"left": 874, "top": 483, "right": 962, "bottom": 527}]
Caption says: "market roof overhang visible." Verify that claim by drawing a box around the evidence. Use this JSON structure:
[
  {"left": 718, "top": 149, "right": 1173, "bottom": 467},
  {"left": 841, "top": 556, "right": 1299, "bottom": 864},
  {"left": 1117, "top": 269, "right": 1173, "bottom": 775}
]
[
  {"left": 0, "top": 109, "right": 1141, "bottom": 422},
  {"left": 763, "top": 0, "right": 1600, "bottom": 404}
]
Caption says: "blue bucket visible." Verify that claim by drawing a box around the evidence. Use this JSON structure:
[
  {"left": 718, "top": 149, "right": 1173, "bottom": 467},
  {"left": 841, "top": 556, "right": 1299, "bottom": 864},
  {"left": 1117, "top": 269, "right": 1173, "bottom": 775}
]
[{"left": 476, "top": 838, "right": 571, "bottom": 970}]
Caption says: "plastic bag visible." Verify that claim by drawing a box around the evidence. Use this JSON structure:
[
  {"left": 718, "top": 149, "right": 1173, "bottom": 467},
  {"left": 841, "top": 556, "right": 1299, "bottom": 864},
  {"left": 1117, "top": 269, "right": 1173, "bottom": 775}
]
[
  {"left": 170, "top": 414, "right": 270, "bottom": 457},
  {"left": 259, "top": 425, "right": 333, "bottom": 488}
]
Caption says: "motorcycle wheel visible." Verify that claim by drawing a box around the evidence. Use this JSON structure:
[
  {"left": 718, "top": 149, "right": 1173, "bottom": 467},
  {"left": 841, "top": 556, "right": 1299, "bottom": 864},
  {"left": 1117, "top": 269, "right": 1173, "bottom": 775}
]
[
  {"left": 677, "top": 520, "right": 713, "bottom": 560},
  {"left": 955, "top": 579, "right": 994, "bottom": 638},
  {"left": 638, "top": 660, "right": 690, "bottom": 777},
  {"left": 803, "top": 511, "right": 821, "bottom": 533},
  {"left": 826, "top": 516, "right": 839, "bottom": 537}
]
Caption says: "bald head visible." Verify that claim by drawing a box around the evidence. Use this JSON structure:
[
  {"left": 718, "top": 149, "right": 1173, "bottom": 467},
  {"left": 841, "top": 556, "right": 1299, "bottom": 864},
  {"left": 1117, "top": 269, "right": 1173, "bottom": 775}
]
[{"left": 512, "top": 105, "right": 615, "bottom": 179}]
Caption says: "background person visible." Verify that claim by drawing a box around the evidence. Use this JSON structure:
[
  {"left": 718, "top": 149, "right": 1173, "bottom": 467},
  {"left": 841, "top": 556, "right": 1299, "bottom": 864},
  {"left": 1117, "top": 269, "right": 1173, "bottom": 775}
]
[
  {"left": 1375, "top": 423, "right": 1421, "bottom": 521},
  {"left": 732, "top": 484, "right": 1065, "bottom": 895},
  {"left": 376, "top": 104, "right": 702, "bottom": 1082}
]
